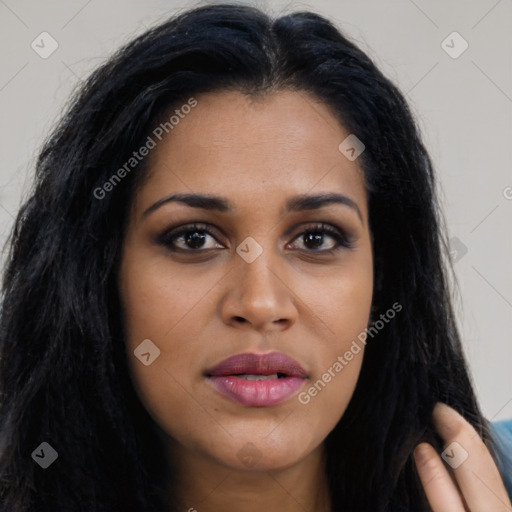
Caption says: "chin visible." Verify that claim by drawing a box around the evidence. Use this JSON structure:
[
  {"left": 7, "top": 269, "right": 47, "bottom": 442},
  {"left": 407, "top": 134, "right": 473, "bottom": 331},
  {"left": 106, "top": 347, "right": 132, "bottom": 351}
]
[{"left": 209, "top": 435, "right": 318, "bottom": 473}]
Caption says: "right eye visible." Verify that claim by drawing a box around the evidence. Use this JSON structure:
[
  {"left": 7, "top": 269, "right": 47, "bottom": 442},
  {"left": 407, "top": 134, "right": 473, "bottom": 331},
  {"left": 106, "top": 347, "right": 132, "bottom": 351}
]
[{"left": 157, "top": 223, "right": 225, "bottom": 252}]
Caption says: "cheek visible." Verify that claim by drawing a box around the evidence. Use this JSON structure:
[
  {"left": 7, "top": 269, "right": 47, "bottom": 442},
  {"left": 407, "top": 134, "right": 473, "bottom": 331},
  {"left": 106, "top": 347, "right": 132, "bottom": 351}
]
[
  {"left": 297, "top": 249, "right": 374, "bottom": 349},
  {"left": 119, "top": 253, "right": 215, "bottom": 349},
  {"left": 296, "top": 352, "right": 362, "bottom": 443},
  {"left": 118, "top": 255, "right": 210, "bottom": 424},
  {"left": 294, "top": 254, "right": 373, "bottom": 411}
]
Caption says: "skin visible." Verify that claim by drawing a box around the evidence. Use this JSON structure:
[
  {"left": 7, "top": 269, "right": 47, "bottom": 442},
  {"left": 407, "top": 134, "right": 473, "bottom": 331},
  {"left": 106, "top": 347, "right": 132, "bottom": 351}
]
[
  {"left": 118, "top": 90, "right": 511, "bottom": 511},
  {"left": 415, "top": 403, "right": 512, "bottom": 511}
]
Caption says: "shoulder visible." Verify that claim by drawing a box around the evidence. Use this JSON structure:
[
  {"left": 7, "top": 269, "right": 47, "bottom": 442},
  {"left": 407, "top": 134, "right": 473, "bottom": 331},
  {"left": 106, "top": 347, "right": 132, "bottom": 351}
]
[{"left": 490, "top": 419, "right": 512, "bottom": 503}]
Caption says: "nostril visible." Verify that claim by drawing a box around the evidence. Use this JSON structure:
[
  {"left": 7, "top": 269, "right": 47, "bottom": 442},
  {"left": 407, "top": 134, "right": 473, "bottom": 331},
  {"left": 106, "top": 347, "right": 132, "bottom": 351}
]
[{"left": 234, "top": 316, "right": 246, "bottom": 323}]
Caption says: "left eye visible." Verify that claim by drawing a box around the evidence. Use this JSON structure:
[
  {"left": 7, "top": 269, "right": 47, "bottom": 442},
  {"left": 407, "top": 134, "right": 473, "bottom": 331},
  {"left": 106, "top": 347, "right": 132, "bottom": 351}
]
[{"left": 287, "top": 224, "right": 350, "bottom": 252}]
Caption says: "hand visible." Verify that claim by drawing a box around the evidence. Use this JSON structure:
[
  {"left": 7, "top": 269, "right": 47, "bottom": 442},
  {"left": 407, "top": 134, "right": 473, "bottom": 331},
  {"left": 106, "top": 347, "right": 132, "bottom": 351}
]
[{"left": 414, "top": 402, "right": 512, "bottom": 511}]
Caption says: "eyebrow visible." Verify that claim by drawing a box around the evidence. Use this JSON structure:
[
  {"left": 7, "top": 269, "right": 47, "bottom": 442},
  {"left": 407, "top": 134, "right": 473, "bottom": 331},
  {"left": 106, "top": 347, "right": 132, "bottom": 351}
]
[{"left": 142, "top": 192, "right": 363, "bottom": 222}]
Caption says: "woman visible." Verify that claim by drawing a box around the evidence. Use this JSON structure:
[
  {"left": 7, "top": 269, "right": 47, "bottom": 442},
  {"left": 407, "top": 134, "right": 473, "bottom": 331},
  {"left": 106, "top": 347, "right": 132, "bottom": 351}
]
[{"left": 0, "top": 3, "right": 510, "bottom": 511}]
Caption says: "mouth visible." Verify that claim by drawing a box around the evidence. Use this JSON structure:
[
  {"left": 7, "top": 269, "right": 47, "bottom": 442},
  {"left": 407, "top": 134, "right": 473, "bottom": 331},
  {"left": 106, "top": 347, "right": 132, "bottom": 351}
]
[
  {"left": 227, "top": 373, "right": 287, "bottom": 381},
  {"left": 204, "top": 352, "right": 308, "bottom": 407}
]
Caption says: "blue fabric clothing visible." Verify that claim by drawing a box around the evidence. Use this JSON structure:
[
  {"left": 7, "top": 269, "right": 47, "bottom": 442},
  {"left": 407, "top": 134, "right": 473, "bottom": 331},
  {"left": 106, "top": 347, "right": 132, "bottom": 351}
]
[{"left": 491, "top": 419, "right": 512, "bottom": 503}]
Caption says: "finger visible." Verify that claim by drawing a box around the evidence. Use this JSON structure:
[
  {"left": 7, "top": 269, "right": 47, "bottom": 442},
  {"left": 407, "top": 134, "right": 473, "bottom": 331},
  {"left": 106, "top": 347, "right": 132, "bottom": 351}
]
[
  {"left": 432, "top": 402, "right": 512, "bottom": 512},
  {"left": 414, "top": 442, "right": 466, "bottom": 511}
]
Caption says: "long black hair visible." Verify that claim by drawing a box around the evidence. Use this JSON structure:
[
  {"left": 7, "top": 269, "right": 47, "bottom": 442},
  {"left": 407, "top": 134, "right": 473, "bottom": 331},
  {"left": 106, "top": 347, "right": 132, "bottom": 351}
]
[{"left": 0, "top": 3, "right": 497, "bottom": 510}]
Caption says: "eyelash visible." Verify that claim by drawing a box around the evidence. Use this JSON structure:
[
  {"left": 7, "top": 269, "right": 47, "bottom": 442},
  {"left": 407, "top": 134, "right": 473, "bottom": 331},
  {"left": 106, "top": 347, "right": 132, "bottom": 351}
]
[{"left": 156, "top": 222, "right": 355, "bottom": 255}]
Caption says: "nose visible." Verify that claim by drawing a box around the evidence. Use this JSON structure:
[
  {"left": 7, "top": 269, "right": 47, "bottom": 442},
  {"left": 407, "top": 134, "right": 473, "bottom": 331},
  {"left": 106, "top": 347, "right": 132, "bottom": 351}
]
[{"left": 219, "top": 248, "right": 298, "bottom": 333}]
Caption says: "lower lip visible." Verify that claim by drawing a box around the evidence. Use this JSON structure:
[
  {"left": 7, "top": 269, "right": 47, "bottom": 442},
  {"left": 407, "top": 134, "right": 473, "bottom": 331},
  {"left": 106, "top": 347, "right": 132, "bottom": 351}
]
[{"left": 207, "top": 375, "right": 306, "bottom": 407}]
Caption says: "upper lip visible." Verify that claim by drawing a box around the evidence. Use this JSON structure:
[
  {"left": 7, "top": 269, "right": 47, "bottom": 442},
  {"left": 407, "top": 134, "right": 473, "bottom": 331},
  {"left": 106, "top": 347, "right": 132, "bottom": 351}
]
[{"left": 205, "top": 351, "right": 308, "bottom": 378}]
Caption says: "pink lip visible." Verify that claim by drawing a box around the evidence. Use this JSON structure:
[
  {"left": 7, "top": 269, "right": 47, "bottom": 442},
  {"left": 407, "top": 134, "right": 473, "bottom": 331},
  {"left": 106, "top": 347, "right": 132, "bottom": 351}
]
[{"left": 204, "top": 352, "right": 308, "bottom": 407}]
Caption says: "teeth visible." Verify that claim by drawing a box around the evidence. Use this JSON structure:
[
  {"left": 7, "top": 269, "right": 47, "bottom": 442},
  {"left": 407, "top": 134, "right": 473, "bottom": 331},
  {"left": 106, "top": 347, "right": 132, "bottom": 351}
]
[{"left": 238, "top": 373, "right": 279, "bottom": 381}]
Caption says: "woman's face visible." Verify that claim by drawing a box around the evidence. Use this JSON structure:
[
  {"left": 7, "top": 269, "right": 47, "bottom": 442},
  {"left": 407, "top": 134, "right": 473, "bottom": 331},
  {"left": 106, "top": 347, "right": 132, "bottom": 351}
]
[{"left": 118, "top": 90, "right": 373, "bottom": 473}]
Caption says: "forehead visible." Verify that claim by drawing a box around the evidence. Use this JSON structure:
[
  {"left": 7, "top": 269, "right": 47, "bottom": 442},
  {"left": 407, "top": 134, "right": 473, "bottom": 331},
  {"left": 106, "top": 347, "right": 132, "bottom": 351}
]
[{"left": 134, "top": 89, "right": 368, "bottom": 220}]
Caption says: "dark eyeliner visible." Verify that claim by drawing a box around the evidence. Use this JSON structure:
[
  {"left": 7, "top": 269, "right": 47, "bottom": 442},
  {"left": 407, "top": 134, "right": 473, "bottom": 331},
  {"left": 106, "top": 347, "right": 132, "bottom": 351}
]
[
  {"left": 155, "top": 223, "right": 218, "bottom": 250},
  {"left": 156, "top": 222, "right": 355, "bottom": 253},
  {"left": 291, "top": 223, "right": 356, "bottom": 251}
]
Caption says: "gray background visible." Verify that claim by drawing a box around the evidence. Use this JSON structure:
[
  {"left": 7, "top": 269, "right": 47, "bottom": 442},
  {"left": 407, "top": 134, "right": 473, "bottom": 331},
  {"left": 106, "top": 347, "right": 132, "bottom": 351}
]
[{"left": 0, "top": 0, "right": 510, "bottom": 420}]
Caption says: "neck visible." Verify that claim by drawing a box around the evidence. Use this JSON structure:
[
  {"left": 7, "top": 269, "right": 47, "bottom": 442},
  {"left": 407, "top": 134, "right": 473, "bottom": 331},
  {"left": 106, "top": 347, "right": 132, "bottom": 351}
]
[{"left": 168, "top": 442, "right": 331, "bottom": 512}]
